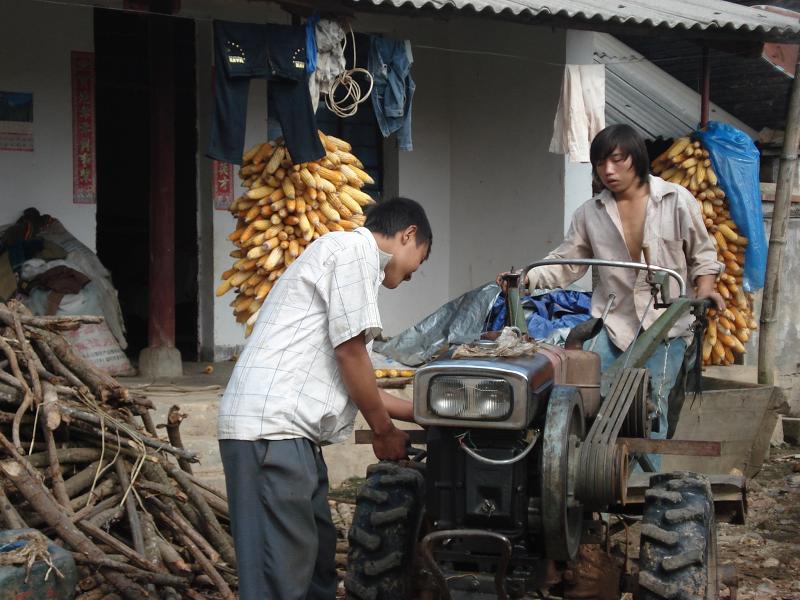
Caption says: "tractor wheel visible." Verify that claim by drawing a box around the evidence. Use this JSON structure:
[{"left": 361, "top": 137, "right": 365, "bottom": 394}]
[
  {"left": 345, "top": 462, "right": 425, "bottom": 600},
  {"left": 636, "top": 472, "right": 719, "bottom": 600}
]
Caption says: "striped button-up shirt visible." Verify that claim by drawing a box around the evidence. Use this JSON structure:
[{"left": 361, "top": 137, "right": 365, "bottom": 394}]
[
  {"left": 528, "top": 175, "right": 722, "bottom": 350},
  {"left": 218, "top": 228, "right": 388, "bottom": 444}
]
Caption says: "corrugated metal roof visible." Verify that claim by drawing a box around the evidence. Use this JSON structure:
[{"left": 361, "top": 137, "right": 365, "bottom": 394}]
[
  {"left": 353, "top": 0, "right": 800, "bottom": 41},
  {"left": 618, "top": 32, "right": 793, "bottom": 131},
  {"left": 596, "top": 33, "right": 757, "bottom": 140}
]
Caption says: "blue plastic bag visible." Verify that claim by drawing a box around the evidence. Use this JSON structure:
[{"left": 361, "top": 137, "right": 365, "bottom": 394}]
[
  {"left": 696, "top": 121, "right": 766, "bottom": 291},
  {"left": 485, "top": 289, "right": 592, "bottom": 340}
]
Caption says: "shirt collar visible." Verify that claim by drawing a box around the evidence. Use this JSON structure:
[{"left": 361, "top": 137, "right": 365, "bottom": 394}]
[
  {"left": 594, "top": 174, "right": 672, "bottom": 207},
  {"left": 354, "top": 227, "right": 391, "bottom": 276}
]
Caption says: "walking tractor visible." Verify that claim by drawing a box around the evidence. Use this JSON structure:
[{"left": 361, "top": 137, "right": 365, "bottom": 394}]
[{"left": 347, "top": 257, "right": 745, "bottom": 600}]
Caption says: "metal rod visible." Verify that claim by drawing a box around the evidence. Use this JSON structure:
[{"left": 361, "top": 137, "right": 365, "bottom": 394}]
[
  {"left": 521, "top": 259, "right": 686, "bottom": 296},
  {"left": 700, "top": 46, "right": 711, "bottom": 128},
  {"left": 758, "top": 50, "right": 800, "bottom": 386}
]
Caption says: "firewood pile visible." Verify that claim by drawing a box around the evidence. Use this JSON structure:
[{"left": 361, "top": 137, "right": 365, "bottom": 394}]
[{"left": 0, "top": 300, "right": 236, "bottom": 600}]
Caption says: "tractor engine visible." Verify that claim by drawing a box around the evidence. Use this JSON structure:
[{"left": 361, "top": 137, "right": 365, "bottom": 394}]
[{"left": 412, "top": 340, "right": 613, "bottom": 596}]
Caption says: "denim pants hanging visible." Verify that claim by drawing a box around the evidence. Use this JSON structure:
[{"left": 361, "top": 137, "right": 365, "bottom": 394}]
[
  {"left": 368, "top": 36, "right": 415, "bottom": 151},
  {"left": 208, "top": 20, "right": 325, "bottom": 164}
]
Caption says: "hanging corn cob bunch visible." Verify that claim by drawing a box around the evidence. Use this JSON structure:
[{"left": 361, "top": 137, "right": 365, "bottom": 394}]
[
  {"left": 651, "top": 136, "right": 757, "bottom": 366},
  {"left": 216, "top": 132, "right": 375, "bottom": 336}
]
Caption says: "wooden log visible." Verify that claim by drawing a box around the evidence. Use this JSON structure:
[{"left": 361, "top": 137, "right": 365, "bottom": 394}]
[
  {"left": 135, "top": 407, "right": 158, "bottom": 438},
  {"left": 59, "top": 404, "right": 198, "bottom": 463},
  {"left": 185, "top": 471, "right": 228, "bottom": 503},
  {"left": 77, "top": 519, "right": 163, "bottom": 574},
  {"left": 135, "top": 479, "right": 187, "bottom": 502},
  {"left": 71, "top": 554, "right": 188, "bottom": 587},
  {"left": 0, "top": 409, "right": 32, "bottom": 425},
  {"left": 87, "top": 504, "right": 125, "bottom": 528},
  {"left": 0, "top": 335, "right": 34, "bottom": 452},
  {"left": 40, "top": 423, "right": 73, "bottom": 512},
  {"left": 140, "top": 461, "right": 203, "bottom": 530},
  {"left": 75, "top": 585, "right": 112, "bottom": 600},
  {"left": 176, "top": 530, "right": 236, "bottom": 600},
  {"left": 197, "top": 484, "right": 229, "bottom": 519},
  {"left": 70, "top": 477, "right": 117, "bottom": 512},
  {"left": 32, "top": 337, "right": 88, "bottom": 391},
  {"left": 41, "top": 381, "right": 62, "bottom": 431},
  {"left": 148, "top": 495, "right": 221, "bottom": 564},
  {"left": 26, "top": 447, "right": 102, "bottom": 468},
  {"left": 71, "top": 493, "right": 122, "bottom": 524},
  {"left": 0, "top": 369, "right": 24, "bottom": 392},
  {"left": 156, "top": 537, "right": 191, "bottom": 575},
  {"left": 0, "top": 305, "right": 103, "bottom": 330},
  {"left": 139, "top": 511, "right": 164, "bottom": 571},
  {"left": 0, "top": 480, "right": 27, "bottom": 528},
  {"left": 163, "top": 405, "right": 192, "bottom": 474},
  {"left": 0, "top": 434, "right": 147, "bottom": 600},
  {"left": 6, "top": 310, "right": 72, "bottom": 513},
  {"left": 115, "top": 459, "right": 145, "bottom": 556},
  {"left": 64, "top": 460, "right": 107, "bottom": 498},
  {"left": 163, "top": 461, "right": 236, "bottom": 567},
  {"left": 27, "top": 327, "right": 128, "bottom": 403}
]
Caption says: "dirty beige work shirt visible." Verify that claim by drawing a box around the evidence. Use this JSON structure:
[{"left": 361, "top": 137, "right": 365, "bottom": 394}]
[
  {"left": 218, "top": 228, "right": 387, "bottom": 445},
  {"left": 528, "top": 175, "right": 722, "bottom": 350}
]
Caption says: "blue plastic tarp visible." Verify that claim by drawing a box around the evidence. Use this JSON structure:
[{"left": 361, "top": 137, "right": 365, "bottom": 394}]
[
  {"left": 696, "top": 121, "right": 767, "bottom": 291},
  {"left": 485, "top": 289, "right": 592, "bottom": 341}
]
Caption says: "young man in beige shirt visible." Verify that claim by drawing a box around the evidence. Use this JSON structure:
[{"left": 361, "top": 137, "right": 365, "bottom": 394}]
[{"left": 501, "top": 124, "right": 724, "bottom": 467}]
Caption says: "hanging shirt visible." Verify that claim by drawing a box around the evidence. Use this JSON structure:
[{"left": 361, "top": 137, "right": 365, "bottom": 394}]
[
  {"left": 218, "top": 228, "right": 390, "bottom": 445},
  {"left": 527, "top": 175, "right": 722, "bottom": 350},
  {"left": 549, "top": 64, "right": 606, "bottom": 163}
]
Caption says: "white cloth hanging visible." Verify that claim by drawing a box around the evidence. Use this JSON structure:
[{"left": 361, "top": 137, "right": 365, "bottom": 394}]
[
  {"left": 549, "top": 64, "right": 606, "bottom": 163},
  {"left": 310, "top": 19, "right": 347, "bottom": 112}
]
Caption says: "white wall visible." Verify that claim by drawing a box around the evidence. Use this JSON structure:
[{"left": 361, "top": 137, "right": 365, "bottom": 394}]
[
  {"left": 446, "top": 21, "right": 565, "bottom": 297},
  {"left": 202, "top": 12, "right": 569, "bottom": 355},
  {"left": 0, "top": 0, "right": 95, "bottom": 248},
  {"left": 562, "top": 30, "right": 596, "bottom": 291}
]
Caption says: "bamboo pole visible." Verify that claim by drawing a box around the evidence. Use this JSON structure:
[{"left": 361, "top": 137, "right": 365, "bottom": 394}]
[{"left": 758, "top": 52, "right": 800, "bottom": 386}]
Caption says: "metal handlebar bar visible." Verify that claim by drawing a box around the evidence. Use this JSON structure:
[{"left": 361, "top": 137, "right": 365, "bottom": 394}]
[{"left": 519, "top": 258, "right": 687, "bottom": 297}]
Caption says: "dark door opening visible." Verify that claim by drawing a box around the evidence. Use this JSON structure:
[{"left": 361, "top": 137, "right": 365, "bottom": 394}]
[{"left": 94, "top": 8, "right": 198, "bottom": 361}]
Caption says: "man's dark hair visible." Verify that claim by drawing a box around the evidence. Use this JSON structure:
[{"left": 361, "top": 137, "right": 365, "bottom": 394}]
[
  {"left": 364, "top": 197, "right": 432, "bottom": 258},
  {"left": 589, "top": 124, "right": 650, "bottom": 187}
]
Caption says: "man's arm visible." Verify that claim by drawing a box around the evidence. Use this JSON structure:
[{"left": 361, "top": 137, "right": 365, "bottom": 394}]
[
  {"left": 379, "top": 388, "right": 414, "bottom": 422},
  {"left": 335, "top": 333, "right": 409, "bottom": 460}
]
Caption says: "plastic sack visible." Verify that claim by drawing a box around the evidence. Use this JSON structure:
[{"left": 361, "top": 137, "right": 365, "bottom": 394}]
[
  {"left": 373, "top": 283, "right": 501, "bottom": 366},
  {"left": 696, "top": 121, "right": 766, "bottom": 291}
]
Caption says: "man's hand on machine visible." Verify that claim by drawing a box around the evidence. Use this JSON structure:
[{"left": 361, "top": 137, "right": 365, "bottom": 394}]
[
  {"left": 694, "top": 275, "right": 726, "bottom": 311},
  {"left": 371, "top": 423, "right": 410, "bottom": 461},
  {"left": 495, "top": 270, "right": 529, "bottom": 294}
]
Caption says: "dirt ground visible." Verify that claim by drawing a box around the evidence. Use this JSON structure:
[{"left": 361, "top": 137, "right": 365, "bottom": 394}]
[
  {"left": 716, "top": 446, "right": 800, "bottom": 600},
  {"left": 328, "top": 444, "right": 800, "bottom": 599}
]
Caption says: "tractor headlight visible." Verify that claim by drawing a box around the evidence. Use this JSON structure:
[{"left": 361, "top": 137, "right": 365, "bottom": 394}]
[{"left": 429, "top": 376, "right": 512, "bottom": 420}]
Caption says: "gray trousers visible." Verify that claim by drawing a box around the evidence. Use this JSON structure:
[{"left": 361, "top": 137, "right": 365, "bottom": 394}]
[{"left": 219, "top": 438, "right": 338, "bottom": 600}]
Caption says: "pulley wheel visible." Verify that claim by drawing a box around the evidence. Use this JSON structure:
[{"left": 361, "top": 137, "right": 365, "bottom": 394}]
[{"left": 541, "top": 385, "right": 585, "bottom": 562}]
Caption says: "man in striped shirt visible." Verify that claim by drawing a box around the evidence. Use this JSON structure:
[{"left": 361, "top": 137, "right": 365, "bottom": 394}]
[{"left": 218, "top": 197, "right": 432, "bottom": 600}]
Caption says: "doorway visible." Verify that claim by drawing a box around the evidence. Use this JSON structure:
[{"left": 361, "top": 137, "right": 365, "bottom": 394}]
[{"left": 94, "top": 8, "right": 198, "bottom": 361}]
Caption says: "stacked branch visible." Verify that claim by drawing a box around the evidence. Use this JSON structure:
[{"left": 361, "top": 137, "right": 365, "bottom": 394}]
[
  {"left": 0, "top": 300, "right": 236, "bottom": 599},
  {"left": 651, "top": 137, "right": 757, "bottom": 366},
  {"left": 216, "top": 131, "right": 376, "bottom": 335}
]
